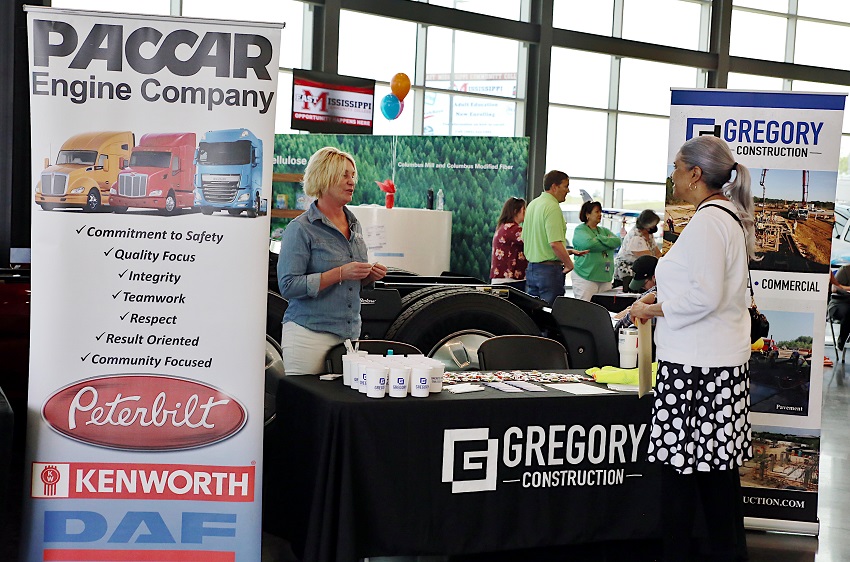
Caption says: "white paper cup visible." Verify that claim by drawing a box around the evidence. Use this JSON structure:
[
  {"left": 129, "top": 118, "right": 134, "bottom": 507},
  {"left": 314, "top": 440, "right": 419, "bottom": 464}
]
[
  {"left": 426, "top": 359, "right": 444, "bottom": 393},
  {"left": 411, "top": 366, "right": 432, "bottom": 397},
  {"left": 358, "top": 360, "right": 373, "bottom": 394},
  {"left": 366, "top": 365, "right": 389, "bottom": 398},
  {"left": 388, "top": 366, "right": 411, "bottom": 398},
  {"left": 342, "top": 354, "right": 354, "bottom": 386},
  {"left": 618, "top": 327, "right": 639, "bottom": 369}
]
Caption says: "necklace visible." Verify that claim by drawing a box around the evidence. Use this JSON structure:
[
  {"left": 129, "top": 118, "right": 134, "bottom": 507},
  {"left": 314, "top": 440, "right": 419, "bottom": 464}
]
[{"left": 696, "top": 192, "right": 727, "bottom": 208}]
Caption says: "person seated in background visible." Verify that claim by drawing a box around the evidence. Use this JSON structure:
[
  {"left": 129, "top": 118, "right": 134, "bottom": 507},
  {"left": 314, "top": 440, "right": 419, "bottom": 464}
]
[
  {"left": 490, "top": 197, "right": 528, "bottom": 291},
  {"left": 614, "top": 209, "right": 662, "bottom": 290},
  {"left": 614, "top": 255, "right": 658, "bottom": 332},
  {"left": 828, "top": 264, "right": 850, "bottom": 350}
]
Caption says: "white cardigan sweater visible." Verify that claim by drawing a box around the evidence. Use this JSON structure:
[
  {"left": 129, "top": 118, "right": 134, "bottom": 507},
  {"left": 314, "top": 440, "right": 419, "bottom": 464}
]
[{"left": 655, "top": 200, "right": 751, "bottom": 368}]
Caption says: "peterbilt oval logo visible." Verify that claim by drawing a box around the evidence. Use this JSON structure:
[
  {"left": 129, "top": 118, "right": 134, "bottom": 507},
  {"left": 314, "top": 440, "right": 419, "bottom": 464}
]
[{"left": 42, "top": 374, "right": 247, "bottom": 451}]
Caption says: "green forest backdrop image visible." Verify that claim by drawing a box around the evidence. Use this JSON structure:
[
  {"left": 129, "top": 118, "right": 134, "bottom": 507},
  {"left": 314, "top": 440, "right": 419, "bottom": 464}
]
[{"left": 271, "top": 134, "right": 529, "bottom": 281}]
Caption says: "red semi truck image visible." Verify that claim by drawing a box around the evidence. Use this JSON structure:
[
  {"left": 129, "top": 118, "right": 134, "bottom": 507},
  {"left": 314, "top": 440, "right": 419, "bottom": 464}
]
[{"left": 109, "top": 132, "right": 196, "bottom": 214}]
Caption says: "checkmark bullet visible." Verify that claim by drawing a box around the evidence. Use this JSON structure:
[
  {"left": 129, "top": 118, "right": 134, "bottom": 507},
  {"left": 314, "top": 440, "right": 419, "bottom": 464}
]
[
  {"left": 119, "top": 269, "right": 128, "bottom": 278},
  {"left": 112, "top": 290, "right": 122, "bottom": 299},
  {"left": 81, "top": 353, "right": 91, "bottom": 361},
  {"left": 120, "top": 312, "right": 129, "bottom": 320},
  {"left": 96, "top": 332, "right": 105, "bottom": 341},
  {"left": 76, "top": 225, "right": 85, "bottom": 234},
  {"left": 104, "top": 247, "right": 114, "bottom": 256}
]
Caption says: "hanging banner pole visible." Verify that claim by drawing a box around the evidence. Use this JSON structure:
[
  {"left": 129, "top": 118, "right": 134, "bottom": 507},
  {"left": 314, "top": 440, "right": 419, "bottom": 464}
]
[
  {"left": 667, "top": 88, "right": 846, "bottom": 535},
  {"left": 24, "top": 7, "right": 281, "bottom": 561}
]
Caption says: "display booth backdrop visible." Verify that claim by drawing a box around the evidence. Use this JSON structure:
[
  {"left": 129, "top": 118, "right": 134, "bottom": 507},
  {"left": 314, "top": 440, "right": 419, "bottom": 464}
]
[
  {"left": 667, "top": 89, "right": 846, "bottom": 534},
  {"left": 25, "top": 7, "right": 280, "bottom": 561},
  {"left": 271, "top": 134, "right": 529, "bottom": 281}
]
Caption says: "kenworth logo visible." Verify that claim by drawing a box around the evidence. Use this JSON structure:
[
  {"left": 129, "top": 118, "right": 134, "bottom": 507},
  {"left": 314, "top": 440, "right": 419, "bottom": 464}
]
[
  {"left": 686, "top": 117, "right": 824, "bottom": 157},
  {"left": 441, "top": 424, "right": 647, "bottom": 494}
]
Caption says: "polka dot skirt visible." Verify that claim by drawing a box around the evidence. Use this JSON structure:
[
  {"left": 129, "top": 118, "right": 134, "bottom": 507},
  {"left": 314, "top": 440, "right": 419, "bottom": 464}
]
[{"left": 647, "top": 360, "right": 752, "bottom": 475}]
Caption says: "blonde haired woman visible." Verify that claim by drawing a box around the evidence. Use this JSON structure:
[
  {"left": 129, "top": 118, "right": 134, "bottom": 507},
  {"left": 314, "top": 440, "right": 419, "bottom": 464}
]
[{"left": 277, "top": 147, "right": 387, "bottom": 375}]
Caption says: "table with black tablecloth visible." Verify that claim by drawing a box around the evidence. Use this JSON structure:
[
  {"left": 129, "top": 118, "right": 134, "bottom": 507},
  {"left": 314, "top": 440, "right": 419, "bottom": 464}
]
[{"left": 263, "top": 375, "right": 660, "bottom": 562}]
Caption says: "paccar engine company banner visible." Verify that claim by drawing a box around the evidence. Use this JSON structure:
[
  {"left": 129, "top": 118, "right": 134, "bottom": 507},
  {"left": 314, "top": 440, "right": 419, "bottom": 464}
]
[
  {"left": 24, "top": 7, "right": 280, "bottom": 561},
  {"left": 667, "top": 89, "right": 846, "bottom": 535}
]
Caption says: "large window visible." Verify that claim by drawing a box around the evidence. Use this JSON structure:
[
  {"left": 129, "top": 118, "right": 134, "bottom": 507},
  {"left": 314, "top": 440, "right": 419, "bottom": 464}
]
[
  {"left": 553, "top": 0, "right": 614, "bottom": 36},
  {"left": 182, "top": 0, "right": 306, "bottom": 70},
  {"left": 51, "top": 0, "right": 169, "bottom": 13},
  {"left": 622, "top": 0, "right": 709, "bottom": 51},
  {"left": 427, "top": 0, "right": 526, "bottom": 21},
  {"left": 618, "top": 59, "right": 704, "bottom": 116},
  {"left": 47, "top": 0, "right": 850, "bottom": 212},
  {"left": 545, "top": 107, "right": 608, "bottom": 179},
  {"left": 549, "top": 48, "right": 611, "bottom": 109},
  {"left": 729, "top": 8, "right": 787, "bottom": 62}
]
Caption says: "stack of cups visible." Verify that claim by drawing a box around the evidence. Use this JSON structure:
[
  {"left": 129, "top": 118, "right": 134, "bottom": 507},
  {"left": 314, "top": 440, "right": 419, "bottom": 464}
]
[
  {"left": 342, "top": 352, "right": 445, "bottom": 399},
  {"left": 342, "top": 350, "right": 368, "bottom": 387}
]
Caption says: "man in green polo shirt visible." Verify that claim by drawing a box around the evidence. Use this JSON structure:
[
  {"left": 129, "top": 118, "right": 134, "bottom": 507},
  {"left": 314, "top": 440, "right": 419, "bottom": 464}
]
[{"left": 523, "top": 170, "right": 585, "bottom": 305}]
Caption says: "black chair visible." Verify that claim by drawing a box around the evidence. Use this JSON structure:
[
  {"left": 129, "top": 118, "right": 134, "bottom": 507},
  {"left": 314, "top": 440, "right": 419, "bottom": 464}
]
[
  {"left": 477, "top": 335, "right": 569, "bottom": 370},
  {"left": 324, "top": 340, "right": 422, "bottom": 374},
  {"left": 551, "top": 296, "right": 620, "bottom": 369},
  {"left": 828, "top": 307, "right": 846, "bottom": 364}
]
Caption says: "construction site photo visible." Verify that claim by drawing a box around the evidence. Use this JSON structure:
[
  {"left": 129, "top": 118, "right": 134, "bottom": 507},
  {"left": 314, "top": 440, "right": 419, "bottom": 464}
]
[{"left": 664, "top": 168, "right": 837, "bottom": 274}]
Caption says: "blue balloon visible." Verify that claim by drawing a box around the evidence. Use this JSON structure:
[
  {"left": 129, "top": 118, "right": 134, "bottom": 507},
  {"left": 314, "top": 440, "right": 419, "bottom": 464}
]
[{"left": 380, "top": 94, "right": 402, "bottom": 120}]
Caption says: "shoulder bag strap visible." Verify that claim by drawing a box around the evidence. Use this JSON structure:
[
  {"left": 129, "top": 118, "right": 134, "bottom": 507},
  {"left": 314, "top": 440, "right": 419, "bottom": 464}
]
[{"left": 698, "top": 203, "right": 756, "bottom": 306}]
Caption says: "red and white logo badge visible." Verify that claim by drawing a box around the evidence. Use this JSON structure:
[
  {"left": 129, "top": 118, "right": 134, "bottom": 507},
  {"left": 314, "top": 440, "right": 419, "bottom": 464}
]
[
  {"left": 42, "top": 375, "right": 247, "bottom": 450},
  {"left": 32, "top": 463, "right": 70, "bottom": 498}
]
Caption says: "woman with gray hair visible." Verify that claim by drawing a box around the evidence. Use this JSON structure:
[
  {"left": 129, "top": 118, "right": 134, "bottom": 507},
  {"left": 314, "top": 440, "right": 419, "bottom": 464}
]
[
  {"left": 630, "top": 134, "right": 754, "bottom": 561},
  {"left": 614, "top": 208, "right": 662, "bottom": 290},
  {"left": 277, "top": 147, "right": 387, "bottom": 375}
]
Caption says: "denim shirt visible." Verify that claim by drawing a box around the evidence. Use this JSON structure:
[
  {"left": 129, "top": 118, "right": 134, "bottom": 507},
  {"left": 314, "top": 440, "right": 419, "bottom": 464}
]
[{"left": 277, "top": 201, "right": 369, "bottom": 339}]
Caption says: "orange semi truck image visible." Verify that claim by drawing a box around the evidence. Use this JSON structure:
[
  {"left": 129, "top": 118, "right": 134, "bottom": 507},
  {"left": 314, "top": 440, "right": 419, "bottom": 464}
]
[
  {"left": 108, "top": 132, "right": 197, "bottom": 215},
  {"left": 35, "top": 131, "right": 134, "bottom": 212}
]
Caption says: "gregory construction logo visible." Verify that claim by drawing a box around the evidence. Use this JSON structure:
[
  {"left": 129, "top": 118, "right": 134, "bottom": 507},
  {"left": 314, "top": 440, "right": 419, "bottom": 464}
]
[
  {"left": 441, "top": 428, "right": 498, "bottom": 493},
  {"left": 441, "top": 424, "right": 648, "bottom": 494}
]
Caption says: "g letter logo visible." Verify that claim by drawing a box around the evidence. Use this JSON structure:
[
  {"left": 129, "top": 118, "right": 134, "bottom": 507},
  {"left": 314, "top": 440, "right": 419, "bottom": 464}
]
[{"left": 441, "top": 428, "right": 497, "bottom": 494}]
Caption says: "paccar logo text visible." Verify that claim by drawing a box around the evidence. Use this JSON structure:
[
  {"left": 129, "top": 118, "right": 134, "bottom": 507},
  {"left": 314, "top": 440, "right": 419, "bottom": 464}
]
[
  {"left": 42, "top": 375, "right": 246, "bottom": 450},
  {"left": 686, "top": 117, "right": 824, "bottom": 158},
  {"left": 32, "top": 20, "right": 273, "bottom": 78},
  {"left": 32, "top": 462, "right": 254, "bottom": 502},
  {"left": 29, "top": 19, "right": 277, "bottom": 113},
  {"left": 442, "top": 424, "right": 647, "bottom": 494}
]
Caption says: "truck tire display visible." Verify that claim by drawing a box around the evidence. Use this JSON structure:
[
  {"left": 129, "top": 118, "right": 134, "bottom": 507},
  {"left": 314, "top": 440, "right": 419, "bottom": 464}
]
[{"left": 385, "top": 287, "right": 540, "bottom": 356}]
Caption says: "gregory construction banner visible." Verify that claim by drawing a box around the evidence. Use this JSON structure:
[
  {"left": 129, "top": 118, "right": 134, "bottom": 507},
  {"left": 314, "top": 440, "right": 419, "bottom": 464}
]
[
  {"left": 667, "top": 89, "right": 846, "bottom": 535},
  {"left": 24, "top": 7, "right": 280, "bottom": 561}
]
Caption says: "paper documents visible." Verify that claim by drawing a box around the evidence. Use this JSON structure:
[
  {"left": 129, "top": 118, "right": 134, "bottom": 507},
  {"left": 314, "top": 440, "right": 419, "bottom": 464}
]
[{"left": 637, "top": 319, "right": 653, "bottom": 398}]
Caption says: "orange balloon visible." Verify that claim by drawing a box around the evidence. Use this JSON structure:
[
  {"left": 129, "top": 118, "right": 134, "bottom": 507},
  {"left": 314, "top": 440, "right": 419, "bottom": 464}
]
[{"left": 391, "top": 73, "right": 411, "bottom": 101}]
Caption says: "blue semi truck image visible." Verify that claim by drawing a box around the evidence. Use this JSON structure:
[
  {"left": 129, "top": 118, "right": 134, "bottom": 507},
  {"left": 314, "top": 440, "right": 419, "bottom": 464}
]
[{"left": 194, "top": 128, "right": 263, "bottom": 217}]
